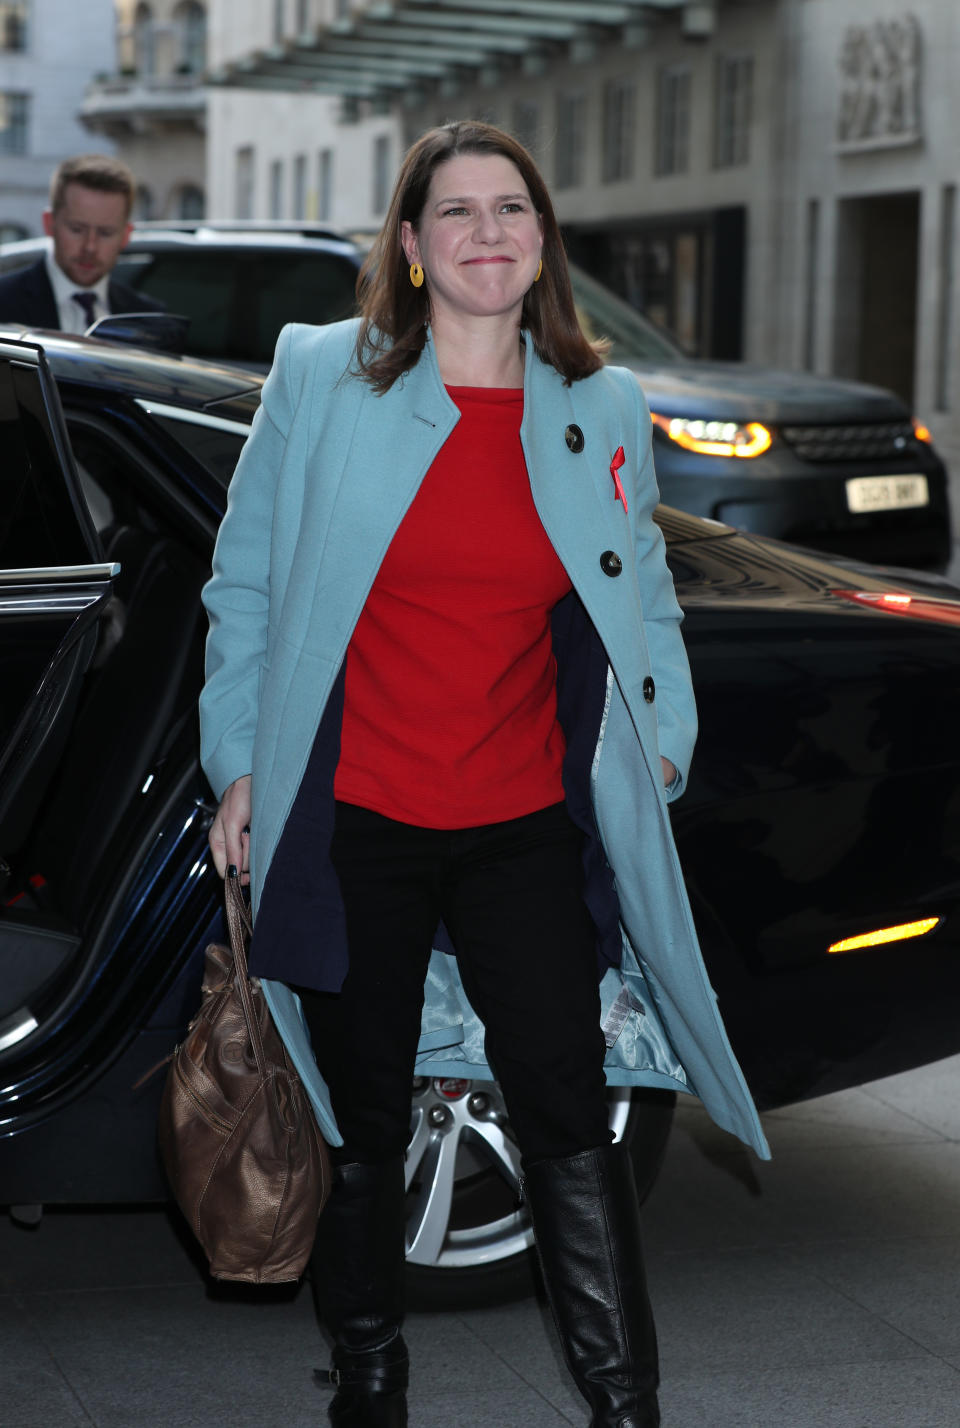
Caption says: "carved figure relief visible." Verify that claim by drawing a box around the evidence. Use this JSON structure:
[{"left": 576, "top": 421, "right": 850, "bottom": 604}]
[{"left": 837, "top": 14, "right": 922, "bottom": 150}]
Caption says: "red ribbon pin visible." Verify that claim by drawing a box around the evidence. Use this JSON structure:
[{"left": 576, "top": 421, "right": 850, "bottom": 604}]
[{"left": 610, "top": 446, "right": 628, "bottom": 514}]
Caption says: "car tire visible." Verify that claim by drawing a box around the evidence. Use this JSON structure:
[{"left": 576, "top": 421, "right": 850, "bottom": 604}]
[{"left": 404, "top": 1080, "right": 676, "bottom": 1312}]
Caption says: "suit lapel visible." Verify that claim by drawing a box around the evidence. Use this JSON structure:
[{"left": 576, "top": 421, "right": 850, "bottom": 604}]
[{"left": 25, "top": 261, "right": 59, "bottom": 329}]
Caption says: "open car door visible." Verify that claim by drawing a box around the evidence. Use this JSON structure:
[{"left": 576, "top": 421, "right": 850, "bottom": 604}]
[{"left": 0, "top": 339, "right": 116, "bottom": 1047}]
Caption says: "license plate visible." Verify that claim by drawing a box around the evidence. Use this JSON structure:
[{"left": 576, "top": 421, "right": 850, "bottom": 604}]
[{"left": 845, "top": 473, "right": 929, "bottom": 514}]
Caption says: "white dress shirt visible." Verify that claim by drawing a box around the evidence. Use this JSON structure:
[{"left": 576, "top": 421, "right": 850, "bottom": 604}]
[{"left": 44, "top": 245, "right": 111, "bottom": 334}]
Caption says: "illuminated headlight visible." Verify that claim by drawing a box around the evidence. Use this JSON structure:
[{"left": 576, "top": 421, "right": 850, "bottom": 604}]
[{"left": 651, "top": 413, "right": 773, "bottom": 458}]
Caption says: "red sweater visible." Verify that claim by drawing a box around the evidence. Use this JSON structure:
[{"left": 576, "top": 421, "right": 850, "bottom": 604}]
[{"left": 334, "top": 385, "right": 572, "bottom": 827}]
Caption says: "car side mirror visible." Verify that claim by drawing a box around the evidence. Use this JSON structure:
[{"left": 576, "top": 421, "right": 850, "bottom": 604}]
[{"left": 85, "top": 312, "right": 191, "bottom": 355}]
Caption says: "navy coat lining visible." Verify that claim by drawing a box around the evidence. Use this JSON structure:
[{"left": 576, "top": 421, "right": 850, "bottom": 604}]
[{"left": 248, "top": 589, "right": 623, "bottom": 990}]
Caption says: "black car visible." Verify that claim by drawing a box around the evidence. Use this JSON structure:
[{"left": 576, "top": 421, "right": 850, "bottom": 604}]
[
  {"left": 2, "top": 331, "right": 960, "bottom": 1309},
  {"left": 0, "top": 223, "right": 951, "bottom": 570}
]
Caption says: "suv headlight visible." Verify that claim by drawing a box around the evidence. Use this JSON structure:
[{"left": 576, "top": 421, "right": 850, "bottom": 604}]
[{"left": 651, "top": 413, "right": 773, "bottom": 458}]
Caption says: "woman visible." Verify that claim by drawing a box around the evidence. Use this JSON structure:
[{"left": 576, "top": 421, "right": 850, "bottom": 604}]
[{"left": 200, "top": 121, "right": 768, "bottom": 1428}]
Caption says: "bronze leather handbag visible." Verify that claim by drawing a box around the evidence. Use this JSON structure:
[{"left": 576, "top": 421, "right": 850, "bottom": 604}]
[{"left": 158, "top": 869, "right": 331, "bottom": 1282}]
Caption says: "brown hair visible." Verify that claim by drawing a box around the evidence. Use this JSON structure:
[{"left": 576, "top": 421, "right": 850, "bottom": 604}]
[
  {"left": 49, "top": 154, "right": 136, "bottom": 219},
  {"left": 354, "top": 120, "right": 606, "bottom": 392}
]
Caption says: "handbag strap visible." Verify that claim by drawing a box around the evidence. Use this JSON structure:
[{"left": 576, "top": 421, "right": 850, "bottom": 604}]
[{"left": 224, "top": 870, "right": 267, "bottom": 1077}]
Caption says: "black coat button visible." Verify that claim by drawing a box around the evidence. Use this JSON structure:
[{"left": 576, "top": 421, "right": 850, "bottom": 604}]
[
  {"left": 643, "top": 676, "right": 655, "bottom": 703},
  {"left": 600, "top": 550, "right": 622, "bottom": 577},
  {"left": 565, "top": 424, "right": 585, "bottom": 453}
]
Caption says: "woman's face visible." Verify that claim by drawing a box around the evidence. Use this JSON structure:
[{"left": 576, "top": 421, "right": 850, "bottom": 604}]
[{"left": 401, "top": 152, "right": 543, "bottom": 326}]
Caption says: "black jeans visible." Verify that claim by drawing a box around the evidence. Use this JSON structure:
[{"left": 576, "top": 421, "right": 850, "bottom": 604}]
[{"left": 296, "top": 800, "right": 613, "bottom": 1166}]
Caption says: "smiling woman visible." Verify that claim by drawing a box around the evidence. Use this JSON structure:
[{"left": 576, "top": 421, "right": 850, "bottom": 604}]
[
  {"left": 398, "top": 155, "right": 543, "bottom": 356},
  {"left": 198, "top": 118, "right": 767, "bottom": 1428},
  {"left": 352, "top": 119, "right": 608, "bottom": 396}
]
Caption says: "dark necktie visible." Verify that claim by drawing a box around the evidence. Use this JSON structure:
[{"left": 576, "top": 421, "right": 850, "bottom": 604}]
[{"left": 72, "top": 290, "right": 98, "bottom": 329}]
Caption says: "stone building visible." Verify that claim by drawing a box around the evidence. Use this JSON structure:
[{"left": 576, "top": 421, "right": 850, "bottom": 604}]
[
  {"left": 80, "top": 0, "right": 207, "bottom": 219},
  {"left": 0, "top": 0, "right": 117, "bottom": 240},
  {"left": 206, "top": 0, "right": 960, "bottom": 489},
  {"left": 781, "top": 0, "right": 959, "bottom": 475},
  {"left": 204, "top": 0, "right": 399, "bottom": 232}
]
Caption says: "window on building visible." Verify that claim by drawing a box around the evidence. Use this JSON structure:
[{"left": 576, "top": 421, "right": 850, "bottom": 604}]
[
  {"left": 936, "top": 185, "right": 956, "bottom": 412},
  {"left": 236, "top": 146, "right": 255, "bottom": 219},
  {"left": 0, "top": 91, "right": 29, "bottom": 154},
  {"left": 134, "top": 3, "right": 156, "bottom": 76},
  {"left": 714, "top": 55, "right": 753, "bottom": 168},
  {"left": 803, "top": 198, "right": 819, "bottom": 370},
  {"left": 555, "top": 92, "right": 585, "bottom": 190},
  {"left": 372, "top": 133, "right": 390, "bottom": 216},
  {"left": 296, "top": 0, "right": 309, "bottom": 32},
  {"left": 655, "top": 66, "right": 691, "bottom": 177},
  {"left": 335, "top": 0, "right": 350, "bottom": 18},
  {"left": 269, "top": 159, "right": 284, "bottom": 220},
  {"left": 512, "top": 100, "right": 539, "bottom": 156},
  {"left": 602, "top": 79, "right": 635, "bottom": 184},
  {"left": 272, "top": 0, "right": 284, "bottom": 44},
  {"left": 0, "top": 1, "right": 29, "bottom": 53},
  {"left": 173, "top": 1, "right": 206, "bottom": 74},
  {"left": 178, "top": 184, "right": 205, "bottom": 219},
  {"left": 133, "top": 184, "right": 154, "bottom": 219},
  {"left": 292, "top": 154, "right": 307, "bottom": 220},
  {"left": 318, "top": 147, "right": 333, "bottom": 221}
]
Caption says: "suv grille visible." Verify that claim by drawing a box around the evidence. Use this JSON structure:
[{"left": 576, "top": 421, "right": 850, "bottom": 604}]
[{"left": 781, "top": 421, "right": 917, "bottom": 463}]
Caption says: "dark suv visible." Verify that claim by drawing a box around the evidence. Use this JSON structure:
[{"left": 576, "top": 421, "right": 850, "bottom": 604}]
[{"left": 0, "top": 222, "right": 950, "bottom": 569}]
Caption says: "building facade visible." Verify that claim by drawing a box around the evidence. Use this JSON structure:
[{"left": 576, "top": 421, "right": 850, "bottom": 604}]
[
  {"left": 0, "top": 0, "right": 117, "bottom": 240},
  {"left": 204, "top": 85, "right": 395, "bottom": 233},
  {"left": 160, "top": 0, "right": 960, "bottom": 487},
  {"left": 779, "top": 0, "right": 960, "bottom": 477},
  {"left": 398, "top": 2, "right": 780, "bottom": 368},
  {"left": 205, "top": 0, "right": 398, "bottom": 232},
  {"left": 80, "top": 0, "right": 207, "bottom": 219}
]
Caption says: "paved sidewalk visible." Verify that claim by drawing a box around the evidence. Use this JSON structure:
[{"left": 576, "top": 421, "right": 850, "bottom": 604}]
[{"left": 3, "top": 1054, "right": 960, "bottom": 1427}]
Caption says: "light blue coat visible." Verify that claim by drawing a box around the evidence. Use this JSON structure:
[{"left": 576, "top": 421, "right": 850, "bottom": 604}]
[{"left": 199, "top": 319, "right": 769, "bottom": 1160}]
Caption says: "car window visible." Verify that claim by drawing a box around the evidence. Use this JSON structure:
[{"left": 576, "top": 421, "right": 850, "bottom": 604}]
[
  {"left": 147, "top": 410, "right": 249, "bottom": 488},
  {"left": 114, "top": 251, "right": 240, "bottom": 358},
  {"left": 0, "top": 352, "right": 99, "bottom": 568},
  {"left": 569, "top": 264, "right": 682, "bottom": 366},
  {"left": 245, "top": 252, "right": 358, "bottom": 361},
  {"left": 114, "top": 248, "right": 359, "bottom": 365}
]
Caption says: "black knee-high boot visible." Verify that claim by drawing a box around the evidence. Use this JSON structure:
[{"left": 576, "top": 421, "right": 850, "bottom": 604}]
[
  {"left": 523, "top": 1144, "right": 660, "bottom": 1428},
  {"left": 312, "top": 1158, "right": 409, "bottom": 1427}
]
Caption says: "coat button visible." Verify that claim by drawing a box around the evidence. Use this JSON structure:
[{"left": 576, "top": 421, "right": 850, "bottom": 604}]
[
  {"left": 565, "top": 424, "right": 585, "bottom": 453},
  {"left": 643, "top": 676, "right": 655, "bottom": 703},
  {"left": 600, "top": 550, "right": 622, "bottom": 577}
]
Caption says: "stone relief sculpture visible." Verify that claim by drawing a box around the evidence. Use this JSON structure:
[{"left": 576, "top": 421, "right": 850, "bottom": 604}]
[{"left": 837, "top": 13, "right": 922, "bottom": 149}]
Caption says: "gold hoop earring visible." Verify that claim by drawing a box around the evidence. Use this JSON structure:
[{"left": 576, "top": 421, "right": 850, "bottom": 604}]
[
  {"left": 409, "top": 262, "right": 424, "bottom": 289},
  {"left": 534, "top": 258, "right": 543, "bottom": 282}
]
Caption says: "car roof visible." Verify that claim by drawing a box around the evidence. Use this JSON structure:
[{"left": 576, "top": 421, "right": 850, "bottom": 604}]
[
  {"left": 124, "top": 227, "right": 364, "bottom": 258},
  {"left": 0, "top": 225, "right": 364, "bottom": 262},
  {"left": 0, "top": 323, "right": 264, "bottom": 421}
]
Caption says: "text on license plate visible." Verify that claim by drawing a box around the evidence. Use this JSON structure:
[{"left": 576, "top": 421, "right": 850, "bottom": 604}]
[{"left": 845, "top": 473, "right": 929, "bottom": 514}]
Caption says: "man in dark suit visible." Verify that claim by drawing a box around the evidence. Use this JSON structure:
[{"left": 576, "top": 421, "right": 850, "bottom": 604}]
[{"left": 0, "top": 154, "right": 163, "bottom": 331}]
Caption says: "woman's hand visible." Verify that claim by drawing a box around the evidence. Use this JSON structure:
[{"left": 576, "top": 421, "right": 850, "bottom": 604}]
[
  {"left": 660, "top": 756, "right": 677, "bottom": 789},
  {"left": 208, "top": 774, "right": 252, "bottom": 883}
]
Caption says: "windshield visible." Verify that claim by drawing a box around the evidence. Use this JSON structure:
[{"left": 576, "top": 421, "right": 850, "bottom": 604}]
[{"left": 569, "top": 263, "right": 682, "bottom": 366}]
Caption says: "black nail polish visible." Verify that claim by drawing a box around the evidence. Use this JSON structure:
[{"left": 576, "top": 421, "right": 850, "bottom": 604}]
[{"left": 227, "top": 864, "right": 237, "bottom": 878}]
